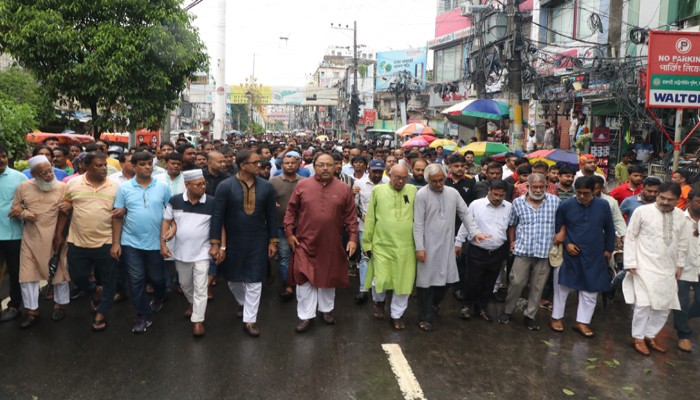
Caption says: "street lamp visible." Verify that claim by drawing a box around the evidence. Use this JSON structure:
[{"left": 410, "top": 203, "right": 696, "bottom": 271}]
[{"left": 245, "top": 90, "right": 253, "bottom": 136}]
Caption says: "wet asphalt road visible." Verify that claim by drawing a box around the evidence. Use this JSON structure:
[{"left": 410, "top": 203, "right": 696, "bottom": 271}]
[{"left": 1, "top": 273, "right": 700, "bottom": 400}]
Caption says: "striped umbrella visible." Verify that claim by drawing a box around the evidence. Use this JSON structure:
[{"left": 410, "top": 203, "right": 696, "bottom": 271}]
[{"left": 396, "top": 123, "right": 435, "bottom": 137}]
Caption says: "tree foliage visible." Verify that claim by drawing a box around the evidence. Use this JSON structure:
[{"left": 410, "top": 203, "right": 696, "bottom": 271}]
[
  {"left": 0, "top": 0, "right": 209, "bottom": 134},
  {"left": 0, "top": 97, "right": 36, "bottom": 161},
  {"left": 0, "top": 67, "right": 55, "bottom": 127}
]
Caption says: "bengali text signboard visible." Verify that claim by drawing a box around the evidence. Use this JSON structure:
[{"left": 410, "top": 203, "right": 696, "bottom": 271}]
[{"left": 647, "top": 30, "right": 700, "bottom": 108}]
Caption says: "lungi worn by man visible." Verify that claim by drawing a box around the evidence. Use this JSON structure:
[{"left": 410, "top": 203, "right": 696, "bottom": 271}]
[
  {"left": 284, "top": 154, "right": 358, "bottom": 333},
  {"left": 362, "top": 165, "right": 416, "bottom": 330},
  {"left": 624, "top": 183, "right": 689, "bottom": 355}
]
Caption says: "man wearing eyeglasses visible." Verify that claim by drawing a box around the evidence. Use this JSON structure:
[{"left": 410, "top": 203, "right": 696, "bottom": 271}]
[
  {"left": 112, "top": 151, "right": 172, "bottom": 334},
  {"left": 284, "top": 153, "right": 358, "bottom": 333},
  {"left": 209, "top": 149, "right": 279, "bottom": 338}
]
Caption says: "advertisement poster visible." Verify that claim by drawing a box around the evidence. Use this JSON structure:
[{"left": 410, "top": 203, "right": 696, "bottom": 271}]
[
  {"left": 376, "top": 48, "right": 427, "bottom": 91},
  {"left": 647, "top": 30, "right": 700, "bottom": 109}
]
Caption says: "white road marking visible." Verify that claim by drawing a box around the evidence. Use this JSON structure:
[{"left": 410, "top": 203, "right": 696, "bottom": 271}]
[{"left": 382, "top": 343, "right": 427, "bottom": 400}]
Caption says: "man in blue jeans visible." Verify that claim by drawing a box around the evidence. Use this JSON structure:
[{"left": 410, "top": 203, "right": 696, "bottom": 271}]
[{"left": 111, "top": 151, "right": 171, "bottom": 334}]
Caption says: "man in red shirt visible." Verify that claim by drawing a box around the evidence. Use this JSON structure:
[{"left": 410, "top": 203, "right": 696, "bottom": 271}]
[
  {"left": 609, "top": 164, "right": 644, "bottom": 205},
  {"left": 672, "top": 169, "right": 693, "bottom": 210}
]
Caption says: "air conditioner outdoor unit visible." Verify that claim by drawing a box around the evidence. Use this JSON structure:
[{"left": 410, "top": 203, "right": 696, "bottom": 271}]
[{"left": 461, "top": 3, "right": 489, "bottom": 17}]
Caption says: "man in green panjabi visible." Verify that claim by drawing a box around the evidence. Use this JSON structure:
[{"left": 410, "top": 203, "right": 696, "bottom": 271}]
[{"left": 362, "top": 164, "right": 416, "bottom": 330}]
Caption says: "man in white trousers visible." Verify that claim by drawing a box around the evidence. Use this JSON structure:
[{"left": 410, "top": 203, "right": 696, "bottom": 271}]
[
  {"left": 624, "top": 182, "right": 689, "bottom": 355},
  {"left": 162, "top": 169, "right": 220, "bottom": 337}
]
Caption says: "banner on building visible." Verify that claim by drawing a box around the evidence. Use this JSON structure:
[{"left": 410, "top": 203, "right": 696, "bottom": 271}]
[
  {"left": 230, "top": 86, "right": 273, "bottom": 105},
  {"left": 376, "top": 48, "right": 427, "bottom": 91},
  {"left": 647, "top": 30, "right": 700, "bottom": 109}
]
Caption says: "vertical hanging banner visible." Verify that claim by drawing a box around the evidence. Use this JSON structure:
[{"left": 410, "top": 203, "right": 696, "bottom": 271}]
[{"left": 647, "top": 30, "right": 700, "bottom": 108}]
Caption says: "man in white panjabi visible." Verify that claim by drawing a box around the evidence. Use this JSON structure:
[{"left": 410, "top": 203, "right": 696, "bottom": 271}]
[
  {"left": 623, "top": 182, "right": 689, "bottom": 355},
  {"left": 9, "top": 155, "right": 70, "bottom": 328}
]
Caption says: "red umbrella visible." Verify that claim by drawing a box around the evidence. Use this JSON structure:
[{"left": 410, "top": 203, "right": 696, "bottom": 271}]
[{"left": 412, "top": 134, "right": 437, "bottom": 143}]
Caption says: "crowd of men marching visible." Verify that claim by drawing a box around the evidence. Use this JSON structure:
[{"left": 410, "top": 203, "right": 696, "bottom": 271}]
[{"left": 0, "top": 136, "right": 698, "bottom": 356}]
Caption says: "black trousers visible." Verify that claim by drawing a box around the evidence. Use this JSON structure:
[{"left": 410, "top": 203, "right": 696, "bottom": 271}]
[
  {"left": 463, "top": 244, "right": 509, "bottom": 310},
  {"left": 0, "top": 240, "right": 22, "bottom": 309},
  {"left": 416, "top": 286, "right": 448, "bottom": 324},
  {"left": 67, "top": 244, "right": 117, "bottom": 314}
]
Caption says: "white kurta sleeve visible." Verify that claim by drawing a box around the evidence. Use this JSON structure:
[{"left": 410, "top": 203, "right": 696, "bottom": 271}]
[
  {"left": 610, "top": 200, "right": 627, "bottom": 237},
  {"left": 413, "top": 191, "right": 426, "bottom": 252},
  {"left": 677, "top": 216, "right": 690, "bottom": 269},
  {"left": 623, "top": 209, "right": 642, "bottom": 270},
  {"left": 456, "top": 198, "right": 480, "bottom": 244}
]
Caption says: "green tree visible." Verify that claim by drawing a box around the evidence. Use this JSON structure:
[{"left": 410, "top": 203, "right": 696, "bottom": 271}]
[
  {"left": 0, "top": 0, "right": 208, "bottom": 136},
  {"left": 0, "top": 97, "right": 36, "bottom": 161},
  {"left": 0, "top": 68, "right": 55, "bottom": 128}
]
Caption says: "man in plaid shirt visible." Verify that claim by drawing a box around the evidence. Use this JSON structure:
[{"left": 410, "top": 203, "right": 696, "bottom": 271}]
[{"left": 499, "top": 173, "right": 560, "bottom": 330}]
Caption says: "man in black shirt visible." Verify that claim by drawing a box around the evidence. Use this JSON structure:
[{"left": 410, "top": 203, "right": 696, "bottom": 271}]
[
  {"left": 444, "top": 154, "right": 476, "bottom": 301},
  {"left": 203, "top": 151, "right": 231, "bottom": 196}
]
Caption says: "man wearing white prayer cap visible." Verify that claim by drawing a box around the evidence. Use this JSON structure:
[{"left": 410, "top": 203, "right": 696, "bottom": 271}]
[
  {"left": 9, "top": 155, "right": 71, "bottom": 328},
  {"left": 161, "top": 168, "right": 217, "bottom": 337}
]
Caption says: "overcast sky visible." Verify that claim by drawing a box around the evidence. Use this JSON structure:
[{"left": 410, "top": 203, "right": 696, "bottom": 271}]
[{"left": 188, "top": 0, "right": 437, "bottom": 87}]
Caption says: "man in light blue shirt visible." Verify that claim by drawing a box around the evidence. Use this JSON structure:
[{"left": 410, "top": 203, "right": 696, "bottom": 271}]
[
  {"left": 0, "top": 144, "right": 28, "bottom": 322},
  {"left": 112, "top": 152, "right": 171, "bottom": 334}
]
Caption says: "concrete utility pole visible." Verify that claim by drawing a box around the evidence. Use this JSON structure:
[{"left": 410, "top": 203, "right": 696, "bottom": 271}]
[
  {"left": 212, "top": 0, "right": 226, "bottom": 140},
  {"left": 506, "top": 0, "right": 523, "bottom": 149},
  {"left": 331, "top": 21, "right": 359, "bottom": 143}
]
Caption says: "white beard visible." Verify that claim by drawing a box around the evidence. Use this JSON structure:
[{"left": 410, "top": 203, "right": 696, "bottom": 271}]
[
  {"left": 528, "top": 191, "right": 545, "bottom": 201},
  {"left": 35, "top": 177, "right": 59, "bottom": 192}
]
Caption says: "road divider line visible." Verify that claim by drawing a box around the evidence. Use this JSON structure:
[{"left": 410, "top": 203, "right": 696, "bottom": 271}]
[{"left": 382, "top": 343, "right": 426, "bottom": 400}]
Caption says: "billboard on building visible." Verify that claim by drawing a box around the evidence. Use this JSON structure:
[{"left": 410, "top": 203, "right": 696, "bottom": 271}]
[
  {"left": 271, "top": 87, "right": 305, "bottom": 105},
  {"left": 230, "top": 86, "right": 273, "bottom": 105},
  {"left": 376, "top": 48, "right": 427, "bottom": 91},
  {"left": 646, "top": 30, "right": 700, "bottom": 108}
]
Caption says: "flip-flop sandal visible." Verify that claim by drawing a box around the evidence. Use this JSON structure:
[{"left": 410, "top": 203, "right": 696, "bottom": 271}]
[{"left": 91, "top": 318, "right": 108, "bottom": 332}]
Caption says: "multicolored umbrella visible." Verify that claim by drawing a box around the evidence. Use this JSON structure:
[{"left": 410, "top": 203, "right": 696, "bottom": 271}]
[
  {"left": 412, "top": 134, "right": 437, "bottom": 143},
  {"left": 429, "top": 139, "right": 457, "bottom": 149},
  {"left": 396, "top": 123, "right": 435, "bottom": 137},
  {"left": 457, "top": 141, "right": 510, "bottom": 157},
  {"left": 525, "top": 149, "right": 579, "bottom": 166},
  {"left": 442, "top": 99, "right": 510, "bottom": 127},
  {"left": 401, "top": 137, "right": 430, "bottom": 149}
]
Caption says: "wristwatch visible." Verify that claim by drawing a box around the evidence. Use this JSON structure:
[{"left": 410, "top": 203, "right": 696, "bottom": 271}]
[{"left": 221, "top": 247, "right": 227, "bottom": 251}]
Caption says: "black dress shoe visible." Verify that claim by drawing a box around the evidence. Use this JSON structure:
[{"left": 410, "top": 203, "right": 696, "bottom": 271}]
[
  {"left": 20, "top": 311, "right": 39, "bottom": 329},
  {"left": 0, "top": 307, "right": 19, "bottom": 322},
  {"left": 354, "top": 292, "right": 368, "bottom": 304},
  {"left": 525, "top": 316, "right": 540, "bottom": 331},
  {"left": 243, "top": 322, "right": 260, "bottom": 337}
]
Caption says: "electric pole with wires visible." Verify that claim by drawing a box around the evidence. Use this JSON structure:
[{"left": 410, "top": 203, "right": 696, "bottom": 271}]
[
  {"left": 331, "top": 21, "right": 360, "bottom": 143},
  {"left": 507, "top": 0, "right": 524, "bottom": 150}
]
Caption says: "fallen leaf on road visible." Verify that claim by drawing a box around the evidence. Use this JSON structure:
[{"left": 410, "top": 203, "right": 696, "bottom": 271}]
[
  {"left": 542, "top": 340, "right": 555, "bottom": 347},
  {"left": 562, "top": 388, "right": 575, "bottom": 396},
  {"left": 587, "top": 357, "right": 598, "bottom": 362}
]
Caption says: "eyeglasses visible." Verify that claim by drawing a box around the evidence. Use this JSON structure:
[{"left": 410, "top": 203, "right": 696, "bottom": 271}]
[{"left": 36, "top": 169, "right": 54, "bottom": 177}]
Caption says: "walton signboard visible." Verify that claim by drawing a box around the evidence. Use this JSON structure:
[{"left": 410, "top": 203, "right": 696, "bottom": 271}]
[{"left": 647, "top": 30, "right": 700, "bottom": 108}]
